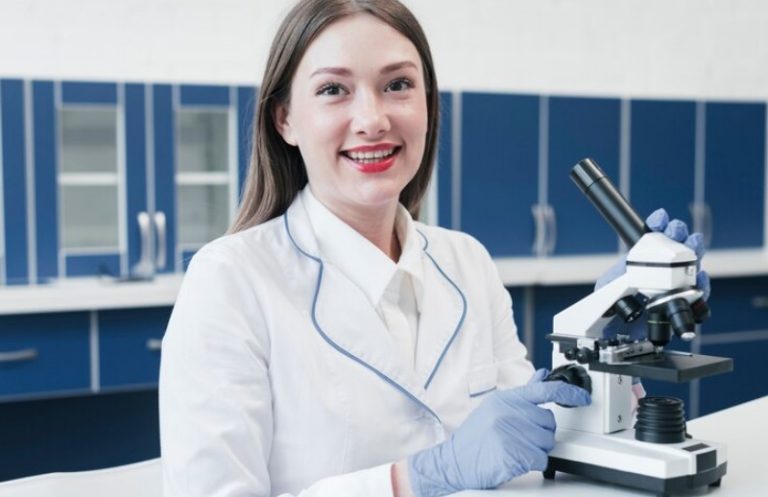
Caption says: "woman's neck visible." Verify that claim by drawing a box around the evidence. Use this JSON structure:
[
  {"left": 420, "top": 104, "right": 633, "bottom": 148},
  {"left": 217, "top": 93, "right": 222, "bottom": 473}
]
[{"left": 334, "top": 202, "right": 402, "bottom": 262}]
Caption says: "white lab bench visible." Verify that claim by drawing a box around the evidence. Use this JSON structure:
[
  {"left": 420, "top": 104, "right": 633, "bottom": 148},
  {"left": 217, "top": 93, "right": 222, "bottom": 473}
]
[{"left": 0, "top": 395, "right": 765, "bottom": 497}]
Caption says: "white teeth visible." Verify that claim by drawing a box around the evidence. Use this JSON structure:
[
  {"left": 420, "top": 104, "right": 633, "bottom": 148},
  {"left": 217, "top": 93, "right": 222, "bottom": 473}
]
[{"left": 346, "top": 148, "right": 396, "bottom": 161}]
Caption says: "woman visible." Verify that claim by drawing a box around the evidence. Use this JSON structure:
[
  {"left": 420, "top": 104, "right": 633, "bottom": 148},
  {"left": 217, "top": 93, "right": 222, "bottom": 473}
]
[{"left": 159, "top": 1, "right": 593, "bottom": 496}]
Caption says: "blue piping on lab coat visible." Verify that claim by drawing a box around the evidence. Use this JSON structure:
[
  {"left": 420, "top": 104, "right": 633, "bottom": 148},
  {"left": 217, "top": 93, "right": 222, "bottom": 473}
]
[{"left": 284, "top": 213, "right": 468, "bottom": 423}]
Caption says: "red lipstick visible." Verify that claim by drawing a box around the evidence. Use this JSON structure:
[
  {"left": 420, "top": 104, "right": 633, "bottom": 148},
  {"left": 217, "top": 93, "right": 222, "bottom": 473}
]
[{"left": 341, "top": 144, "right": 400, "bottom": 174}]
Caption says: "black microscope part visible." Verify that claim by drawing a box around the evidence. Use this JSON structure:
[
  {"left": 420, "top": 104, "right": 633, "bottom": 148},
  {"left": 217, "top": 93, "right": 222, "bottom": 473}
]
[
  {"left": 545, "top": 364, "right": 592, "bottom": 408},
  {"left": 665, "top": 298, "right": 696, "bottom": 338},
  {"left": 691, "top": 298, "right": 711, "bottom": 324},
  {"left": 613, "top": 295, "right": 645, "bottom": 323},
  {"left": 647, "top": 309, "right": 672, "bottom": 347},
  {"left": 570, "top": 159, "right": 650, "bottom": 247},
  {"left": 634, "top": 396, "right": 688, "bottom": 444}
]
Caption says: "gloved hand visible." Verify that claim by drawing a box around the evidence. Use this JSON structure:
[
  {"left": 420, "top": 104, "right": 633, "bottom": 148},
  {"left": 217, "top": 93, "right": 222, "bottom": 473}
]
[
  {"left": 596, "top": 208, "right": 711, "bottom": 341},
  {"left": 407, "top": 369, "right": 591, "bottom": 497}
]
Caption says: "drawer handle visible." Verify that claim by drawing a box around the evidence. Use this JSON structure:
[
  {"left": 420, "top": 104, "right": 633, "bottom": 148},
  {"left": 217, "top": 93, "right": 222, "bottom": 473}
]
[
  {"left": 0, "top": 348, "right": 38, "bottom": 363},
  {"left": 752, "top": 297, "right": 768, "bottom": 309},
  {"left": 146, "top": 339, "right": 163, "bottom": 352}
]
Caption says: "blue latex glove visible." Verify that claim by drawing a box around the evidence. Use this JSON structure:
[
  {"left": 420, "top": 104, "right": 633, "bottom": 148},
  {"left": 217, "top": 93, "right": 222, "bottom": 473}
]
[
  {"left": 596, "top": 208, "right": 711, "bottom": 341},
  {"left": 407, "top": 369, "right": 591, "bottom": 497}
]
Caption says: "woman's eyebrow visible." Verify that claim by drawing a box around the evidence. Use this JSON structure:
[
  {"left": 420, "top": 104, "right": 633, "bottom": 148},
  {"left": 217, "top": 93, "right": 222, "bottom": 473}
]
[
  {"left": 310, "top": 67, "right": 353, "bottom": 78},
  {"left": 309, "top": 61, "right": 419, "bottom": 79},
  {"left": 380, "top": 60, "right": 419, "bottom": 74}
]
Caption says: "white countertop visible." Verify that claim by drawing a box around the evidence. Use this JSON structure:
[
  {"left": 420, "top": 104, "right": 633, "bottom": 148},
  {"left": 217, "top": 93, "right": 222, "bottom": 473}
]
[{"left": 0, "top": 274, "right": 184, "bottom": 315}]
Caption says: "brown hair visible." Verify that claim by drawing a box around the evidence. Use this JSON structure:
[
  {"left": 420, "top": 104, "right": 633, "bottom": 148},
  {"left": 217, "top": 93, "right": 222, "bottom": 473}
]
[{"left": 230, "top": 0, "right": 439, "bottom": 232}]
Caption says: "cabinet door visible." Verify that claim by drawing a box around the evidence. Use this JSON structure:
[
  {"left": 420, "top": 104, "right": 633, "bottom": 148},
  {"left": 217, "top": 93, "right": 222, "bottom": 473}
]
[
  {"left": 630, "top": 100, "right": 696, "bottom": 226},
  {"left": 699, "top": 340, "right": 768, "bottom": 416},
  {"left": 701, "top": 276, "right": 768, "bottom": 334},
  {"left": 1, "top": 79, "right": 30, "bottom": 285},
  {"left": 548, "top": 97, "right": 622, "bottom": 255},
  {"left": 32, "top": 81, "right": 138, "bottom": 279},
  {"left": 461, "top": 93, "right": 539, "bottom": 256},
  {"left": 99, "top": 307, "right": 172, "bottom": 389},
  {"left": 0, "top": 312, "right": 90, "bottom": 399},
  {"left": 153, "top": 84, "right": 241, "bottom": 272},
  {"left": 704, "top": 102, "right": 765, "bottom": 249}
]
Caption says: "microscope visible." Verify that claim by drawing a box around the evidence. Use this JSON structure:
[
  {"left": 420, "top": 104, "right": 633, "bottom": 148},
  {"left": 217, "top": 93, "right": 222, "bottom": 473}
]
[{"left": 543, "top": 159, "right": 733, "bottom": 497}]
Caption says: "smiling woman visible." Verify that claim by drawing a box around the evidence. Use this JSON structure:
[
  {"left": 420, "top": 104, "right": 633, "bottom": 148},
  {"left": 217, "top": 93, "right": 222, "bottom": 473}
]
[
  {"left": 158, "top": 1, "right": 589, "bottom": 497},
  {"left": 273, "top": 13, "right": 428, "bottom": 257}
]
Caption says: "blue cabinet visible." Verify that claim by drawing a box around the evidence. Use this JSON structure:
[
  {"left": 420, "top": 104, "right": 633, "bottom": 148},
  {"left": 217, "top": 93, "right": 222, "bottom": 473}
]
[
  {"left": 99, "top": 307, "right": 171, "bottom": 389},
  {"left": 703, "top": 102, "right": 765, "bottom": 249},
  {"left": 699, "top": 340, "right": 768, "bottom": 416},
  {"left": 0, "top": 312, "right": 90, "bottom": 399},
  {"left": 629, "top": 99, "right": 697, "bottom": 227},
  {"left": 1, "top": 79, "right": 30, "bottom": 286},
  {"left": 1, "top": 79, "right": 259, "bottom": 282},
  {"left": 548, "top": 96, "right": 622, "bottom": 255},
  {"left": 461, "top": 92, "right": 539, "bottom": 256},
  {"left": 152, "top": 84, "right": 255, "bottom": 272}
]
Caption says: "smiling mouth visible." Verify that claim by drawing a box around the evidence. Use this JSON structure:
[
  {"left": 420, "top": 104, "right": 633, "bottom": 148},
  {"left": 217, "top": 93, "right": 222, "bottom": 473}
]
[{"left": 341, "top": 146, "right": 400, "bottom": 164}]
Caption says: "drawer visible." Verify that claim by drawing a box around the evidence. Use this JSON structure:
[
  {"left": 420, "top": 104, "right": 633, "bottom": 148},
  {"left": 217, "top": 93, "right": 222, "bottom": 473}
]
[
  {"left": 0, "top": 312, "right": 91, "bottom": 399},
  {"left": 699, "top": 340, "right": 768, "bottom": 416},
  {"left": 99, "top": 307, "right": 172, "bottom": 389},
  {"left": 701, "top": 276, "right": 768, "bottom": 334}
]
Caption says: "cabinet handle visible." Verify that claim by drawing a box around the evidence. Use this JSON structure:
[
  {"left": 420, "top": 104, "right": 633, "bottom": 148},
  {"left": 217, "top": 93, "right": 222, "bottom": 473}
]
[
  {"left": 146, "top": 339, "right": 163, "bottom": 351},
  {"left": 544, "top": 204, "right": 557, "bottom": 255},
  {"left": 0, "top": 348, "right": 38, "bottom": 363},
  {"left": 531, "top": 204, "right": 547, "bottom": 256},
  {"left": 752, "top": 297, "right": 768, "bottom": 309},
  {"left": 154, "top": 211, "right": 167, "bottom": 271},
  {"left": 132, "top": 211, "right": 154, "bottom": 279}
]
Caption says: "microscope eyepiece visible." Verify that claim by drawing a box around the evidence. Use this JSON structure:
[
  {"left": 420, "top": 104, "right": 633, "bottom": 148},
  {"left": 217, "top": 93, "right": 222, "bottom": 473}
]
[{"left": 570, "top": 159, "right": 650, "bottom": 247}]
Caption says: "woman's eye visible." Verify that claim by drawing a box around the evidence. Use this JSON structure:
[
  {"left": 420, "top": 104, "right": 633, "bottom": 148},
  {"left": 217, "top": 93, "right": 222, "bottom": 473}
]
[
  {"left": 316, "top": 83, "right": 347, "bottom": 96},
  {"left": 386, "top": 78, "right": 414, "bottom": 93}
]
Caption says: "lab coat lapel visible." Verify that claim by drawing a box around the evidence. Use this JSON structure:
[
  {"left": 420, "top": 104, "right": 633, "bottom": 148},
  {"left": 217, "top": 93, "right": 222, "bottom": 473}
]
[
  {"left": 415, "top": 234, "right": 468, "bottom": 390},
  {"left": 283, "top": 197, "right": 429, "bottom": 403}
]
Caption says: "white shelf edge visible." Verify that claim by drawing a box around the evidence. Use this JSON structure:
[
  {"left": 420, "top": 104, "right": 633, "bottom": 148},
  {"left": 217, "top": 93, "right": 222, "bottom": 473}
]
[
  {"left": 0, "top": 274, "right": 184, "bottom": 315},
  {"left": 0, "top": 249, "right": 766, "bottom": 315}
]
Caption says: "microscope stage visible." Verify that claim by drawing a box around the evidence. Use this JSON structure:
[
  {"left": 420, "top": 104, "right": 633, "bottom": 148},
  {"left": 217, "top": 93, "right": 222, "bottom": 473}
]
[{"left": 588, "top": 352, "right": 733, "bottom": 382}]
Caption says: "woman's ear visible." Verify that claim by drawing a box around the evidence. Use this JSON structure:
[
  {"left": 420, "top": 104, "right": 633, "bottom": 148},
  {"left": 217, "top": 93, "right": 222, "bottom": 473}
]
[{"left": 273, "top": 103, "right": 298, "bottom": 146}]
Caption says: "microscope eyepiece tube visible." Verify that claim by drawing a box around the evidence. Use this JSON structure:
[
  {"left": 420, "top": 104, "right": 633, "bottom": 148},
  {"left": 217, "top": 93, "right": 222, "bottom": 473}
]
[{"left": 570, "top": 159, "right": 650, "bottom": 247}]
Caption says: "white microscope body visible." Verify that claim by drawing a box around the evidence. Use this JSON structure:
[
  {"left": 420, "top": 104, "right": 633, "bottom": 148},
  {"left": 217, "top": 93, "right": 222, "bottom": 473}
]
[{"left": 544, "top": 159, "right": 731, "bottom": 497}]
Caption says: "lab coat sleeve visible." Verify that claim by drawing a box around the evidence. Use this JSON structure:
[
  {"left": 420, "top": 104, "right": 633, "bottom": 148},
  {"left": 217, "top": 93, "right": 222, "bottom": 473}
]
[
  {"left": 475, "top": 238, "right": 536, "bottom": 389},
  {"left": 159, "top": 243, "right": 396, "bottom": 497}
]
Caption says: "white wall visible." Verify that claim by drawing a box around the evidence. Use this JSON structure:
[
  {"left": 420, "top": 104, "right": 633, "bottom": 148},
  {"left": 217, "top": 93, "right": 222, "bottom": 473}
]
[{"left": 1, "top": 0, "right": 767, "bottom": 100}]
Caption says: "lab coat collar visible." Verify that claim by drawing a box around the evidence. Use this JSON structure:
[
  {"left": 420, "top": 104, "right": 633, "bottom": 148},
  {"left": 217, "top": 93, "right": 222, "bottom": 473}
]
[
  {"left": 283, "top": 193, "right": 466, "bottom": 419},
  {"left": 300, "top": 188, "right": 423, "bottom": 310}
]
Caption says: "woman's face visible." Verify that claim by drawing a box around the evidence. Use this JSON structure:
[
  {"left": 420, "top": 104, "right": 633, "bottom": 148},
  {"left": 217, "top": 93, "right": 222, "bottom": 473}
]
[{"left": 276, "top": 13, "right": 428, "bottom": 219}]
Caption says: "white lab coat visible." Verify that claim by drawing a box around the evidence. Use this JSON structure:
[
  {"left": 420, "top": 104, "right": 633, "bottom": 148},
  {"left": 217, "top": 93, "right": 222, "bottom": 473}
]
[{"left": 159, "top": 192, "right": 534, "bottom": 497}]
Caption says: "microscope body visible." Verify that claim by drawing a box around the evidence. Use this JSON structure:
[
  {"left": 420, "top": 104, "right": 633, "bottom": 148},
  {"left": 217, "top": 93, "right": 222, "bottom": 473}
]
[
  {"left": 544, "top": 159, "right": 732, "bottom": 497},
  {"left": 551, "top": 232, "right": 698, "bottom": 436}
]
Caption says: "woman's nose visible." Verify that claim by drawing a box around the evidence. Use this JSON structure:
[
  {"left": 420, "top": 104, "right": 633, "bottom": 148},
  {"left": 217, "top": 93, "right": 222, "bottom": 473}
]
[{"left": 351, "top": 90, "right": 390, "bottom": 138}]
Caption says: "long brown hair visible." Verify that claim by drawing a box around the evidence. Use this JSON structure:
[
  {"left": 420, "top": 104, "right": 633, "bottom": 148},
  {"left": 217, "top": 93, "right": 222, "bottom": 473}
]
[{"left": 230, "top": 0, "right": 439, "bottom": 232}]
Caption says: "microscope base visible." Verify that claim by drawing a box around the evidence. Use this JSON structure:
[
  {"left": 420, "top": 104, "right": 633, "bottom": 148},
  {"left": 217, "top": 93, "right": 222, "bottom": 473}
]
[{"left": 545, "top": 429, "right": 727, "bottom": 496}]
